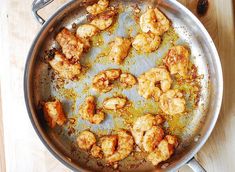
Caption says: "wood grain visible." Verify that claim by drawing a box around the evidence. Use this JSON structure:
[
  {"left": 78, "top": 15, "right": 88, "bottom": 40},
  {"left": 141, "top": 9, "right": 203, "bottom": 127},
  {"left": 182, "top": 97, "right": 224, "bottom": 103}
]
[{"left": 0, "top": 0, "right": 235, "bottom": 172}]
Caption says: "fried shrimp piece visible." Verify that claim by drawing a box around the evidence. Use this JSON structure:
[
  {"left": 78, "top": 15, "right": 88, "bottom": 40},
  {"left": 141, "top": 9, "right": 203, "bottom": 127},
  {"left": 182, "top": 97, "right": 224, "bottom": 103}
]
[
  {"left": 56, "top": 28, "right": 84, "bottom": 60},
  {"left": 101, "top": 135, "right": 118, "bottom": 157},
  {"left": 142, "top": 126, "right": 164, "bottom": 152},
  {"left": 132, "top": 114, "right": 165, "bottom": 150},
  {"left": 108, "top": 37, "right": 131, "bottom": 64},
  {"left": 77, "top": 131, "right": 96, "bottom": 150},
  {"left": 164, "top": 45, "right": 189, "bottom": 77},
  {"left": 86, "top": 0, "right": 109, "bottom": 15},
  {"left": 103, "top": 97, "right": 127, "bottom": 110},
  {"left": 138, "top": 67, "right": 172, "bottom": 101},
  {"left": 133, "top": 114, "right": 158, "bottom": 132},
  {"left": 147, "top": 135, "right": 178, "bottom": 166},
  {"left": 132, "top": 33, "right": 161, "bottom": 53},
  {"left": 76, "top": 24, "right": 100, "bottom": 39},
  {"left": 48, "top": 52, "right": 81, "bottom": 79},
  {"left": 140, "top": 8, "right": 170, "bottom": 36},
  {"left": 106, "top": 130, "right": 134, "bottom": 163},
  {"left": 43, "top": 100, "right": 66, "bottom": 128},
  {"left": 90, "top": 10, "right": 116, "bottom": 30},
  {"left": 79, "top": 96, "right": 105, "bottom": 124},
  {"left": 91, "top": 144, "right": 103, "bottom": 158},
  {"left": 159, "top": 89, "right": 186, "bottom": 115},
  {"left": 92, "top": 69, "right": 122, "bottom": 93},
  {"left": 120, "top": 73, "right": 137, "bottom": 88}
]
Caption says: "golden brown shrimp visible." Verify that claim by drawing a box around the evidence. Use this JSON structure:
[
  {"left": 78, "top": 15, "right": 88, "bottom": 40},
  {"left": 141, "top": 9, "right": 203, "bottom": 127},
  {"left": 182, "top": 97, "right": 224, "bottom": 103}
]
[
  {"left": 103, "top": 97, "right": 127, "bottom": 110},
  {"left": 76, "top": 24, "right": 99, "bottom": 39},
  {"left": 159, "top": 89, "right": 186, "bottom": 115},
  {"left": 48, "top": 52, "right": 81, "bottom": 79},
  {"left": 90, "top": 10, "right": 116, "bottom": 30},
  {"left": 164, "top": 45, "right": 189, "bottom": 77},
  {"left": 140, "top": 8, "right": 170, "bottom": 36},
  {"left": 100, "top": 135, "right": 118, "bottom": 157},
  {"left": 132, "top": 33, "right": 161, "bottom": 53},
  {"left": 56, "top": 28, "right": 84, "bottom": 60},
  {"left": 77, "top": 131, "right": 96, "bottom": 150},
  {"left": 147, "top": 135, "right": 178, "bottom": 166},
  {"left": 43, "top": 100, "right": 67, "bottom": 128},
  {"left": 91, "top": 144, "right": 103, "bottom": 158},
  {"left": 108, "top": 37, "right": 131, "bottom": 64},
  {"left": 120, "top": 73, "right": 137, "bottom": 88},
  {"left": 92, "top": 69, "right": 122, "bottom": 93},
  {"left": 138, "top": 67, "right": 172, "bottom": 101},
  {"left": 79, "top": 96, "right": 105, "bottom": 124},
  {"left": 105, "top": 130, "right": 134, "bottom": 163},
  {"left": 86, "top": 0, "right": 109, "bottom": 15}
]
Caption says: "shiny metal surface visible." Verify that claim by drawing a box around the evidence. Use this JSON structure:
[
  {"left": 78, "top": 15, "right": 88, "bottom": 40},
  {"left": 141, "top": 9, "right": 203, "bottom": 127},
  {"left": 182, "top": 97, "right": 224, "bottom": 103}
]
[
  {"left": 187, "top": 158, "right": 206, "bottom": 172},
  {"left": 25, "top": 0, "right": 223, "bottom": 171},
  {"left": 32, "top": 0, "right": 54, "bottom": 24}
]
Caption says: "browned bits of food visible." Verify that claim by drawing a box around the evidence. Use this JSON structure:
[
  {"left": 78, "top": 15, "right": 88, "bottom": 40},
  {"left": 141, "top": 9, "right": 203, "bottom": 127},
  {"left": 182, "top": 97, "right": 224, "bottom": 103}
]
[
  {"left": 77, "top": 130, "right": 96, "bottom": 150},
  {"left": 90, "top": 10, "right": 116, "bottom": 30},
  {"left": 56, "top": 28, "right": 84, "bottom": 60},
  {"left": 43, "top": 100, "right": 67, "bottom": 128},
  {"left": 132, "top": 33, "right": 161, "bottom": 53},
  {"left": 86, "top": 0, "right": 109, "bottom": 15},
  {"left": 108, "top": 37, "right": 131, "bottom": 64},
  {"left": 140, "top": 8, "right": 170, "bottom": 36},
  {"left": 48, "top": 52, "right": 81, "bottom": 79},
  {"left": 103, "top": 97, "right": 127, "bottom": 110},
  {"left": 164, "top": 45, "right": 189, "bottom": 77},
  {"left": 147, "top": 135, "right": 178, "bottom": 166},
  {"left": 91, "top": 144, "right": 103, "bottom": 158},
  {"left": 131, "top": 114, "right": 164, "bottom": 151},
  {"left": 79, "top": 96, "right": 105, "bottom": 124},
  {"left": 92, "top": 69, "right": 122, "bottom": 93},
  {"left": 76, "top": 24, "right": 100, "bottom": 39},
  {"left": 120, "top": 73, "right": 137, "bottom": 88},
  {"left": 101, "top": 135, "right": 118, "bottom": 157},
  {"left": 138, "top": 67, "right": 172, "bottom": 101},
  {"left": 105, "top": 130, "right": 134, "bottom": 163},
  {"left": 159, "top": 89, "right": 186, "bottom": 115}
]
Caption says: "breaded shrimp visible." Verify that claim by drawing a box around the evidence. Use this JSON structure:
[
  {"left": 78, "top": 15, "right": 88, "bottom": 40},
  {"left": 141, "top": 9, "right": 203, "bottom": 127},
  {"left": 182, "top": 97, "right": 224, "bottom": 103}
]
[
  {"left": 43, "top": 100, "right": 66, "bottom": 128},
  {"left": 108, "top": 37, "right": 131, "bottom": 64},
  {"left": 48, "top": 52, "right": 81, "bottom": 79},
  {"left": 77, "top": 131, "right": 96, "bottom": 150}
]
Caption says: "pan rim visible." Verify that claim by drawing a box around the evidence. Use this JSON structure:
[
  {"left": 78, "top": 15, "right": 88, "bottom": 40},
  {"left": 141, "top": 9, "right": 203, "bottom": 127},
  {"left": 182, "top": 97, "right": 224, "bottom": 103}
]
[{"left": 24, "top": 0, "right": 223, "bottom": 171}]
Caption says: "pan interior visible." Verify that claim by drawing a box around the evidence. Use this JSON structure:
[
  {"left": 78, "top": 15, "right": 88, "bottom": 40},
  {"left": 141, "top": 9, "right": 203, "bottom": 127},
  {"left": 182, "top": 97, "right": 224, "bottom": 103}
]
[{"left": 30, "top": 0, "right": 215, "bottom": 171}]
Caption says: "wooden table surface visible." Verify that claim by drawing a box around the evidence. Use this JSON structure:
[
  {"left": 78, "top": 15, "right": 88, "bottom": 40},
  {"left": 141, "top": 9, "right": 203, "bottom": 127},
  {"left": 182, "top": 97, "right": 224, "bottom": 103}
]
[{"left": 0, "top": 0, "right": 234, "bottom": 171}]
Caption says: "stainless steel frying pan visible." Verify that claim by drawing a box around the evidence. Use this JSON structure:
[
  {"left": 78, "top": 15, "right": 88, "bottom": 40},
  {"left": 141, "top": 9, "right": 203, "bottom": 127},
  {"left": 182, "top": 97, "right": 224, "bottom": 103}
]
[{"left": 24, "top": 0, "right": 223, "bottom": 171}]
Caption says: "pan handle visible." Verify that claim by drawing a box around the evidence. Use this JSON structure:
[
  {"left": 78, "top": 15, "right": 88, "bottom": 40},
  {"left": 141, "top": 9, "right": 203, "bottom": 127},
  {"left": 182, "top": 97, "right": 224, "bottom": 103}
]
[
  {"left": 187, "top": 157, "right": 206, "bottom": 172},
  {"left": 32, "top": 0, "right": 54, "bottom": 25}
]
